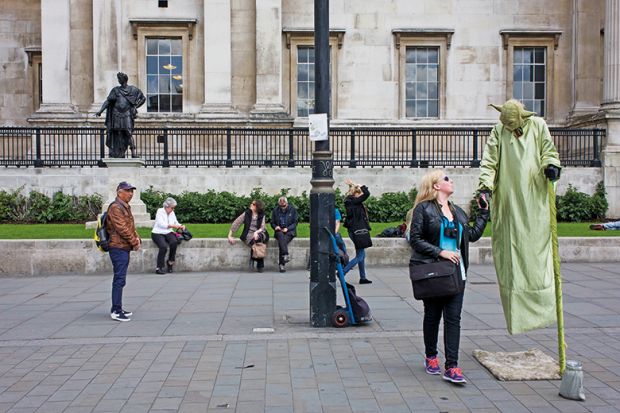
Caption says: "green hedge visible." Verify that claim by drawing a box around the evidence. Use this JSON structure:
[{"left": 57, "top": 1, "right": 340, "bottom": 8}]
[
  {"left": 468, "top": 181, "right": 608, "bottom": 223},
  {"left": 0, "top": 187, "right": 102, "bottom": 223},
  {"left": 141, "top": 186, "right": 418, "bottom": 224}
]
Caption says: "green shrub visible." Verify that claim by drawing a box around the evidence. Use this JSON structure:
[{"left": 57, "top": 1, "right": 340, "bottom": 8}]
[
  {"left": 0, "top": 188, "right": 102, "bottom": 224},
  {"left": 141, "top": 186, "right": 418, "bottom": 224},
  {"left": 557, "top": 183, "right": 608, "bottom": 222},
  {"left": 467, "top": 182, "right": 608, "bottom": 223}
]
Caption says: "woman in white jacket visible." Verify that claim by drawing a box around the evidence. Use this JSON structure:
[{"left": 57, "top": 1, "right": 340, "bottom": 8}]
[{"left": 151, "top": 197, "right": 185, "bottom": 274}]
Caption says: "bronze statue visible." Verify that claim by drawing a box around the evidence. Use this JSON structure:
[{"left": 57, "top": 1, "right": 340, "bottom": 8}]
[{"left": 95, "top": 72, "right": 146, "bottom": 158}]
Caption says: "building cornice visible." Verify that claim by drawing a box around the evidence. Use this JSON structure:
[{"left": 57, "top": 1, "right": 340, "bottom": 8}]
[{"left": 499, "top": 29, "right": 562, "bottom": 50}]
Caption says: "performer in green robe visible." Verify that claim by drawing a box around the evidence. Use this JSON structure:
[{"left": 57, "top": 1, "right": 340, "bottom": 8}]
[{"left": 478, "top": 99, "right": 561, "bottom": 334}]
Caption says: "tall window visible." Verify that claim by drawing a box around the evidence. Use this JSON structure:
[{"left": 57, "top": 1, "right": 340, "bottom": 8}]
[
  {"left": 513, "top": 47, "right": 546, "bottom": 116},
  {"left": 296, "top": 46, "right": 315, "bottom": 117},
  {"left": 285, "top": 30, "right": 342, "bottom": 119},
  {"left": 405, "top": 47, "right": 439, "bottom": 118},
  {"left": 146, "top": 38, "right": 183, "bottom": 112}
]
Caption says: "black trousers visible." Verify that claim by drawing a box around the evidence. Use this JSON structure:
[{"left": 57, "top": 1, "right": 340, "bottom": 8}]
[
  {"left": 422, "top": 291, "right": 464, "bottom": 369},
  {"left": 274, "top": 232, "right": 294, "bottom": 264},
  {"left": 151, "top": 232, "right": 178, "bottom": 269}
]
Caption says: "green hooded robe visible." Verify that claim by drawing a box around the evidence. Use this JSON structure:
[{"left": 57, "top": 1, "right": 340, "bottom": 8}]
[{"left": 478, "top": 100, "right": 561, "bottom": 334}]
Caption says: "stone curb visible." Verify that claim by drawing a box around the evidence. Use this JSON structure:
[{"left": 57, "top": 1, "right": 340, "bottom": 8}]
[{"left": 0, "top": 237, "right": 618, "bottom": 276}]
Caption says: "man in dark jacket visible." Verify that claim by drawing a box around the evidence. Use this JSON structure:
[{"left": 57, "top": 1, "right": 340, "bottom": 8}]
[
  {"left": 271, "top": 196, "right": 298, "bottom": 272},
  {"left": 106, "top": 181, "right": 141, "bottom": 321}
]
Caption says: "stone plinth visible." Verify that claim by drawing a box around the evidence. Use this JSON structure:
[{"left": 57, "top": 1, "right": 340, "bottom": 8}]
[{"left": 85, "top": 157, "right": 153, "bottom": 229}]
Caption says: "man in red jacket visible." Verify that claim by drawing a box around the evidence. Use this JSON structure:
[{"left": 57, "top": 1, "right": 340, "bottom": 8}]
[{"left": 106, "top": 181, "right": 141, "bottom": 321}]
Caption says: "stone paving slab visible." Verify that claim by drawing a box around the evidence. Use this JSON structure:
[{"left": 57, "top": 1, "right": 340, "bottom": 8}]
[{"left": 0, "top": 263, "right": 619, "bottom": 412}]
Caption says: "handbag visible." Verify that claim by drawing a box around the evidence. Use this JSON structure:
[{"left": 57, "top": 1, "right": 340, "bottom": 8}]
[
  {"left": 409, "top": 260, "right": 464, "bottom": 300},
  {"left": 181, "top": 229, "right": 193, "bottom": 241},
  {"left": 351, "top": 228, "right": 373, "bottom": 249},
  {"left": 251, "top": 242, "right": 267, "bottom": 259}
]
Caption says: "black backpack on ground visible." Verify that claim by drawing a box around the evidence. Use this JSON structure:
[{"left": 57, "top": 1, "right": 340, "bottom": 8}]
[{"left": 346, "top": 282, "right": 372, "bottom": 322}]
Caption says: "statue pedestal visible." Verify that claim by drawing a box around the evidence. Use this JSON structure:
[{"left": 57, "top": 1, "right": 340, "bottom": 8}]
[{"left": 85, "top": 157, "right": 154, "bottom": 229}]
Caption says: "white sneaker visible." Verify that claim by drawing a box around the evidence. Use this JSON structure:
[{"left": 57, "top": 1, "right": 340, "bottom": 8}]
[{"left": 111, "top": 312, "right": 130, "bottom": 322}]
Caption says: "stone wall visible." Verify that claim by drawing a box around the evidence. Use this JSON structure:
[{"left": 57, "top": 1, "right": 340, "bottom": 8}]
[
  {"left": 0, "top": 166, "right": 604, "bottom": 213},
  {"left": 1, "top": 237, "right": 617, "bottom": 277}
]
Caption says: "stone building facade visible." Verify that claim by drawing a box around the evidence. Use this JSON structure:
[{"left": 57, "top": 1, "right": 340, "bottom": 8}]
[{"left": 1, "top": 0, "right": 620, "bottom": 213}]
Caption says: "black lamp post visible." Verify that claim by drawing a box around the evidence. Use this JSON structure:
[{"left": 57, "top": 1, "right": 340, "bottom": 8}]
[{"left": 309, "top": 0, "right": 336, "bottom": 327}]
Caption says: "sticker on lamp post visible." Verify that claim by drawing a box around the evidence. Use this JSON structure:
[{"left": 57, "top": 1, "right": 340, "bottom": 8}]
[{"left": 309, "top": 113, "right": 328, "bottom": 141}]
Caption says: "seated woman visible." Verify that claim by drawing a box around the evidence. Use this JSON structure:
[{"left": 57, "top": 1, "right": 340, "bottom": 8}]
[
  {"left": 228, "top": 199, "right": 269, "bottom": 273},
  {"left": 151, "top": 197, "right": 185, "bottom": 274}
]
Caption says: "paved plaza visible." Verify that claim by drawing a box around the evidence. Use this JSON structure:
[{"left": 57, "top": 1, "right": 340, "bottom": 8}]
[{"left": 0, "top": 263, "right": 619, "bottom": 412}]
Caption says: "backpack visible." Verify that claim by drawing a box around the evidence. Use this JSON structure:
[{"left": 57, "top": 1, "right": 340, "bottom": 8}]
[
  {"left": 94, "top": 202, "right": 123, "bottom": 252},
  {"left": 346, "top": 282, "right": 372, "bottom": 322}
]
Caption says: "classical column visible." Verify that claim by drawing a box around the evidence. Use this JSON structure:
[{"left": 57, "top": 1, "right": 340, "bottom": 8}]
[
  {"left": 602, "top": 0, "right": 620, "bottom": 216},
  {"left": 603, "top": 0, "right": 620, "bottom": 112},
  {"left": 251, "top": 0, "right": 287, "bottom": 116},
  {"left": 570, "top": 0, "right": 603, "bottom": 118},
  {"left": 199, "top": 0, "right": 238, "bottom": 116},
  {"left": 35, "top": 0, "right": 77, "bottom": 116},
  {"left": 91, "top": 0, "right": 122, "bottom": 112}
]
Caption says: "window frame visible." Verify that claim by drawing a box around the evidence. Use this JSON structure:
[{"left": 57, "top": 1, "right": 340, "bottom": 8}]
[
  {"left": 393, "top": 30, "right": 452, "bottom": 120},
  {"left": 133, "top": 22, "right": 194, "bottom": 114},
  {"left": 501, "top": 30, "right": 561, "bottom": 120},
  {"left": 284, "top": 29, "right": 344, "bottom": 119}
]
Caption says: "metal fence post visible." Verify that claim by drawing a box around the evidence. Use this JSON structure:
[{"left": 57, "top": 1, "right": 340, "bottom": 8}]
[
  {"left": 410, "top": 129, "right": 417, "bottom": 167},
  {"left": 471, "top": 129, "right": 480, "bottom": 167},
  {"left": 162, "top": 128, "right": 170, "bottom": 167},
  {"left": 349, "top": 129, "right": 357, "bottom": 168},
  {"left": 226, "top": 129, "right": 233, "bottom": 167},
  {"left": 288, "top": 129, "right": 295, "bottom": 167},
  {"left": 97, "top": 128, "right": 106, "bottom": 167},
  {"left": 34, "top": 128, "right": 43, "bottom": 167},
  {"left": 591, "top": 129, "right": 602, "bottom": 167}
]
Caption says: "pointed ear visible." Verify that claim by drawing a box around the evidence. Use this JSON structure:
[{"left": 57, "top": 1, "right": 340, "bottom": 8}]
[
  {"left": 522, "top": 109, "right": 535, "bottom": 118},
  {"left": 489, "top": 104, "right": 503, "bottom": 112}
]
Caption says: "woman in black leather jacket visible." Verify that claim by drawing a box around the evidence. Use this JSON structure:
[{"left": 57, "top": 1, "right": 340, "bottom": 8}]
[{"left": 410, "top": 170, "right": 489, "bottom": 384}]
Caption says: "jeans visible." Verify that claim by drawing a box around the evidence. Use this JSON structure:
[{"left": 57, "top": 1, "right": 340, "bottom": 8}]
[
  {"left": 151, "top": 232, "right": 178, "bottom": 269},
  {"left": 603, "top": 220, "right": 620, "bottom": 230},
  {"left": 274, "top": 231, "right": 294, "bottom": 264},
  {"left": 343, "top": 248, "right": 366, "bottom": 279},
  {"left": 109, "top": 248, "right": 130, "bottom": 314},
  {"left": 422, "top": 292, "right": 464, "bottom": 369}
]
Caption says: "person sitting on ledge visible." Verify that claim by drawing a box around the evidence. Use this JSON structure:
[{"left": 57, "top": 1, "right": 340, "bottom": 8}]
[{"left": 590, "top": 220, "right": 620, "bottom": 231}]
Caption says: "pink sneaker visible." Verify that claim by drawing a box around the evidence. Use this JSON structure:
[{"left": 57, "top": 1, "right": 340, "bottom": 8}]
[
  {"left": 424, "top": 356, "right": 441, "bottom": 375},
  {"left": 443, "top": 367, "right": 467, "bottom": 384}
]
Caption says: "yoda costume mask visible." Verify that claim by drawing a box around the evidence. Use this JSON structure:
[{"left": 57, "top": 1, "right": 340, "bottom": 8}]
[
  {"left": 478, "top": 100, "right": 562, "bottom": 334},
  {"left": 489, "top": 99, "right": 535, "bottom": 137}
]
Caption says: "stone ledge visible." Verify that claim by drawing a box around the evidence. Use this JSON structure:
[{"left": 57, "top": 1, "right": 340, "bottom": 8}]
[{"left": 0, "top": 237, "right": 618, "bottom": 277}]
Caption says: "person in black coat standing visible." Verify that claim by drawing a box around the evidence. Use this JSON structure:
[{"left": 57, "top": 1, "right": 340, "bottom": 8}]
[
  {"left": 343, "top": 179, "right": 373, "bottom": 284},
  {"left": 410, "top": 170, "right": 488, "bottom": 384},
  {"left": 271, "top": 196, "right": 298, "bottom": 273}
]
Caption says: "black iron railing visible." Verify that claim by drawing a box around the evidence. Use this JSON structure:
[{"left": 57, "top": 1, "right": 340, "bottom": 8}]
[{"left": 0, "top": 127, "right": 604, "bottom": 168}]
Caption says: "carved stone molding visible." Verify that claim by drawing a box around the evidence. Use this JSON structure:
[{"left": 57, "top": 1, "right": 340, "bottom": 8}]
[
  {"left": 129, "top": 18, "right": 198, "bottom": 40},
  {"left": 392, "top": 28, "right": 454, "bottom": 49},
  {"left": 500, "top": 30, "right": 562, "bottom": 50},
  {"left": 283, "top": 28, "right": 346, "bottom": 49}
]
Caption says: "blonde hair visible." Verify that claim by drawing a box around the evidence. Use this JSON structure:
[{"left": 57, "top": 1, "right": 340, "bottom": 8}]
[
  {"left": 414, "top": 170, "right": 445, "bottom": 207},
  {"left": 346, "top": 182, "right": 362, "bottom": 197}
]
